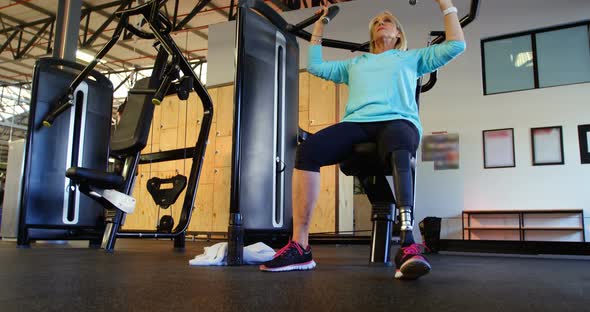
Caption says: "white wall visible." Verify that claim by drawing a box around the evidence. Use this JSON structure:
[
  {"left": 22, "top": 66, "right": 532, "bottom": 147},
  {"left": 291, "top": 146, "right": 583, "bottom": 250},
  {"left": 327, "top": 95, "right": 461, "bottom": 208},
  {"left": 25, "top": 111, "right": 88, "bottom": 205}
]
[
  {"left": 207, "top": 0, "right": 590, "bottom": 241},
  {"left": 415, "top": 0, "right": 590, "bottom": 241}
]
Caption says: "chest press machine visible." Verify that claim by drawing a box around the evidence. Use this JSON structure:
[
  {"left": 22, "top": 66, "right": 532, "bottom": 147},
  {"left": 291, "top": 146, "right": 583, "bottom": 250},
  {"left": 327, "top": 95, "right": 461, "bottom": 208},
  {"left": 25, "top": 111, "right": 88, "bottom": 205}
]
[
  {"left": 18, "top": 0, "right": 213, "bottom": 252},
  {"left": 227, "top": 0, "right": 479, "bottom": 265}
]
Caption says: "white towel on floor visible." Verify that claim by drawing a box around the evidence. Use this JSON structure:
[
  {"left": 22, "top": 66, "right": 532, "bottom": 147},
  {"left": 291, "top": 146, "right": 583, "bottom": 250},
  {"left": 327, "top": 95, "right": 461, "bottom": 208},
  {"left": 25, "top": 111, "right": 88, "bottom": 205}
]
[{"left": 189, "top": 242, "right": 276, "bottom": 266}]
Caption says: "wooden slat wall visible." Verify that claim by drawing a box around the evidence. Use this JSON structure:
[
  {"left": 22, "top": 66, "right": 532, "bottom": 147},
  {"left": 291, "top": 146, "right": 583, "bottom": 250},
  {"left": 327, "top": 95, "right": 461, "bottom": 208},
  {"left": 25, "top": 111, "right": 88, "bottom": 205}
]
[
  {"left": 338, "top": 84, "right": 354, "bottom": 233},
  {"left": 124, "top": 72, "right": 342, "bottom": 234},
  {"left": 306, "top": 73, "right": 338, "bottom": 233}
]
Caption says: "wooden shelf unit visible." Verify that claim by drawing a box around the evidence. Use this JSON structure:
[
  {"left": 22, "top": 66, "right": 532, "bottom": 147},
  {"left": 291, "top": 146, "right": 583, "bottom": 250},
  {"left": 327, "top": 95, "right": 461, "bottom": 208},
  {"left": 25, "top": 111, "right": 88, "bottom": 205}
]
[{"left": 462, "top": 209, "right": 586, "bottom": 242}]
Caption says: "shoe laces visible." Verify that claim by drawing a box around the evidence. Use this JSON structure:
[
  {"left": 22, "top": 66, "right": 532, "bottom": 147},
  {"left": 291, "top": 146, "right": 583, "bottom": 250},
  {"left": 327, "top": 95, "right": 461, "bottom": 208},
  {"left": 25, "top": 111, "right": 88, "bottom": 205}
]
[
  {"left": 273, "top": 241, "right": 303, "bottom": 258},
  {"left": 401, "top": 243, "right": 430, "bottom": 256}
]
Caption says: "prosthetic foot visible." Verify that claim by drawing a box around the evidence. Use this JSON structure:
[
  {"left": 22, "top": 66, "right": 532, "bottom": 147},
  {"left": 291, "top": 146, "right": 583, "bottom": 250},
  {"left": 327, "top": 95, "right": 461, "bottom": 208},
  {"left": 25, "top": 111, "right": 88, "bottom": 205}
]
[{"left": 390, "top": 150, "right": 430, "bottom": 280}]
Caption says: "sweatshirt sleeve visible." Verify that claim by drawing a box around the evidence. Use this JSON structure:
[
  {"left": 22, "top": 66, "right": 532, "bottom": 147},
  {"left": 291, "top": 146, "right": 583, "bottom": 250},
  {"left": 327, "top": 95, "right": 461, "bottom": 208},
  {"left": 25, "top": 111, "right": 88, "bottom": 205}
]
[
  {"left": 415, "top": 40, "right": 466, "bottom": 76},
  {"left": 307, "top": 44, "right": 351, "bottom": 84}
]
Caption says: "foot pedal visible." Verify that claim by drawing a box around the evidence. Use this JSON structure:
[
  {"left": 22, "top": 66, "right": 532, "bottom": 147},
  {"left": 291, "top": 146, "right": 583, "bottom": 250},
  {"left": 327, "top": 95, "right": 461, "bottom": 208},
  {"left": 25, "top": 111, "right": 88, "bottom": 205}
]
[{"left": 90, "top": 188, "right": 136, "bottom": 214}]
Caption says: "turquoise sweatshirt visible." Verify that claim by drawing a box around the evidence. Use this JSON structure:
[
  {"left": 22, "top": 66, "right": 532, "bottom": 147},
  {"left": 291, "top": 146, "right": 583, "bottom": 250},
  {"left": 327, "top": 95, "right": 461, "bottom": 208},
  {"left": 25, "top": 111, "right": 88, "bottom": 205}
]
[{"left": 307, "top": 41, "right": 466, "bottom": 138}]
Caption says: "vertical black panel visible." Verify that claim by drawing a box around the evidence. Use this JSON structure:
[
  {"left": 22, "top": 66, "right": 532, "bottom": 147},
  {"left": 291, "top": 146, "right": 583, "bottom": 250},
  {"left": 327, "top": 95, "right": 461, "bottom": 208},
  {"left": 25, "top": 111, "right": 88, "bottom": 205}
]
[
  {"left": 236, "top": 10, "right": 298, "bottom": 232},
  {"left": 21, "top": 58, "right": 112, "bottom": 228}
]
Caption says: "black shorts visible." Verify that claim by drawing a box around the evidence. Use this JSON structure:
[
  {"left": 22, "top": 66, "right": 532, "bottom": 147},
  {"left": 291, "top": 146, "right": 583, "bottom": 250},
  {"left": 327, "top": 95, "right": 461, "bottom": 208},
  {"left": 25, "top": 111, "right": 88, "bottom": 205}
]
[{"left": 295, "top": 119, "right": 420, "bottom": 172}]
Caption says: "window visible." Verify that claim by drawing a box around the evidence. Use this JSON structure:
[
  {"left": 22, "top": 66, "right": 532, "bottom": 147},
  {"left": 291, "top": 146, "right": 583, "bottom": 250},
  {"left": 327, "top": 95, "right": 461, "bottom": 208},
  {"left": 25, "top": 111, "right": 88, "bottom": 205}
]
[
  {"left": 482, "top": 21, "right": 590, "bottom": 95},
  {"left": 536, "top": 25, "right": 590, "bottom": 88},
  {"left": 483, "top": 35, "right": 534, "bottom": 94}
]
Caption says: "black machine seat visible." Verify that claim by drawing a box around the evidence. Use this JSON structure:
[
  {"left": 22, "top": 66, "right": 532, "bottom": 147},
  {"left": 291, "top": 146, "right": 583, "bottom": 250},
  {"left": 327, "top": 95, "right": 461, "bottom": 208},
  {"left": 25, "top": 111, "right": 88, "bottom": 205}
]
[
  {"left": 66, "top": 167, "right": 124, "bottom": 189},
  {"left": 339, "top": 142, "right": 416, "bottom": 177}
]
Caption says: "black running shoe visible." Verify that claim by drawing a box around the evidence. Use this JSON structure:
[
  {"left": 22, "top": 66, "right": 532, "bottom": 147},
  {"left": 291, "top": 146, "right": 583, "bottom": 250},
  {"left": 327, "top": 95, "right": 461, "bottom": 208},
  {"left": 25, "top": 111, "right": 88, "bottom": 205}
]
[
  {"left": 394, "top": 243, "right": 431, "bottom": 280},
  {"left": 259, "top": 240, "right": 316, "bottom": 272}
]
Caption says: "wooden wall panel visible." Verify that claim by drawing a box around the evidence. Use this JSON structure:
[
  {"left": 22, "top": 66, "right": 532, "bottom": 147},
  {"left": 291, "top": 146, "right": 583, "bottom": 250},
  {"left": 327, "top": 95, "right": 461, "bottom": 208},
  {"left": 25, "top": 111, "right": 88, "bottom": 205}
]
[
  {"left": 308, "top": 124, "right": 338, "bottom": 233},
  {"left": 309, "top": 74, "right": 336, "bottom": 126},
  {"left": 128, "top": 77, "right": 342, "bottom": 234},
  {"left": 186, "top": 87, "right": 218, "bottom": 128},
  {"left": 212, "top": 167, "right": 231, "bottom": 232},
  {"left": 216, "top": 85, "right": 234, "bottom": 137},
  {"left": 188, "top": 183, "right": 214, "bottom": 232},
  {"left": 185, "top": 91, "right": 204, "bottom": 157},
  {"left": 149, "top": 104, "right": 162, "bottom": 146},
  {"left": 208, "top": 88, "right": 218, "bottom": 124},
  {"left": 160, "top": 97, "right": 179, "bottom": 130},
  {"left": 146, "top": 144, "right": 160, "bottom": 173},
  {"left": 177, "top": 99, "right": 187, "bottom": 151},
  {"left": 299, "top": 72, "right": 309, "bottom": 112},
  {"left": 199, "top": 123, "right": 217, "bottom": 185},
  {"left": 310, "top": 165, "right": 337, "bottom": 233},
  {"left": 126, "top": 87, "right": 216, "bottom": 231},
  {"left": 214, "top": 135, "right": 233, "bottom": 168},
  {"left": 299, "top": 111, "right": 310, "bottom": 132},
  {"left": 159, "top": 128, "right": 178, "bottom": 151},
  {"left": 123, "top": 168, "right": 159, "bottom": 230},
  {"left": 157, "top": 128, "right": 179, "bottom": 173},
  {"left": 337, "top": 84, "right": 354, "bottom": 233},
  {"left": 299, "top": 72, "right": 311, "bottom": 132},
  {"left": 121, "top": 170, "right": 143, "bottom": 230}
]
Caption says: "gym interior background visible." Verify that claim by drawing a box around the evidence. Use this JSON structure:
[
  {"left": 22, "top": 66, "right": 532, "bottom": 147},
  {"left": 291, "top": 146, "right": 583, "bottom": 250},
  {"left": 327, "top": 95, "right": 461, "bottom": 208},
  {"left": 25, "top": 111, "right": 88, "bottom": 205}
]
[
  {"left": 208, "top": 0, "right": 590, "bottom": 243},
  {"left": 0, "top": 0, "right": 589, "bottom": 311}
]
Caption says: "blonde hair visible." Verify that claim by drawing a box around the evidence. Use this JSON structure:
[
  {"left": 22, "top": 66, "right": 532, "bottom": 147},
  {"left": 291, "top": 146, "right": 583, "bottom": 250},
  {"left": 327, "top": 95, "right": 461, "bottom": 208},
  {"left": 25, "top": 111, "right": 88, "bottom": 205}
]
[{"left": 369, "top": 11, "right": 408, "bottom": 53}]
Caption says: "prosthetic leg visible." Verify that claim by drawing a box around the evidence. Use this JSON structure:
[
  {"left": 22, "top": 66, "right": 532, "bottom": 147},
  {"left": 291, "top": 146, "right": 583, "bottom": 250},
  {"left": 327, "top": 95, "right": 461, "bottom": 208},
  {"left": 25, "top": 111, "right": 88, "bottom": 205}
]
[
  {"left": 390, "top": 150, "right": 415, "bottom": 246},
  {"left": 391, "top": 150, "right": 431, "bottom": 279}
]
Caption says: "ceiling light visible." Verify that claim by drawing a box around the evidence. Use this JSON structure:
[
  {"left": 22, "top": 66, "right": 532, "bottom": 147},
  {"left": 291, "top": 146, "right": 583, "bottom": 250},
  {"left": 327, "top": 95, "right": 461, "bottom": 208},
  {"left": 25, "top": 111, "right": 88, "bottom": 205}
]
[
  {"left": 76, "top": 50, "right": 107, "bottom": 64},
  {"left": 513, "top": 51, "right": 533, "bottom": 68}
]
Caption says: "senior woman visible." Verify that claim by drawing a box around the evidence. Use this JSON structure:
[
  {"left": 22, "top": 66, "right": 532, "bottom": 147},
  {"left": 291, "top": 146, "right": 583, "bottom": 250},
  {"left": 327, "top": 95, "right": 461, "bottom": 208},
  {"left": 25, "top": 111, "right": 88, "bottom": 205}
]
[{"left": 260, "top": 0, "right": 465, "bottom": 280}]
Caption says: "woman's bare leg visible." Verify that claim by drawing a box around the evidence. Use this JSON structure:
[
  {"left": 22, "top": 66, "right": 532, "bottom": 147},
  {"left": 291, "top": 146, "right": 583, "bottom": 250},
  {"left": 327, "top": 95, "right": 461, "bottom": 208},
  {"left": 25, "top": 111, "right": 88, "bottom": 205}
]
[{"left": 291, "top": 168, "right": 320, "bottom": 249}]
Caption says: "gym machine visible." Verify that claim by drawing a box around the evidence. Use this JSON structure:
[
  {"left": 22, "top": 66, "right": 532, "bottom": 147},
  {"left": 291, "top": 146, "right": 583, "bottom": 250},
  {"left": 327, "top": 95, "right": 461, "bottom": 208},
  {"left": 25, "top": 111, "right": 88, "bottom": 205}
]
[
  {"left": 17, "top": 0, "right": 213, "bottom": 252},
  {"left": 227, "top": 0, "right": 479, "bottom": 265}
]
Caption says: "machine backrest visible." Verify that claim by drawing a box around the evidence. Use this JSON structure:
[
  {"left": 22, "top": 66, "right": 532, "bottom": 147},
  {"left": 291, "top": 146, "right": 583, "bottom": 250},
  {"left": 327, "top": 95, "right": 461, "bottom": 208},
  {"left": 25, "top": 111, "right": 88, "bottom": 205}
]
[{"left": 110, "top": 77, "right": 156, "bottom": 156}]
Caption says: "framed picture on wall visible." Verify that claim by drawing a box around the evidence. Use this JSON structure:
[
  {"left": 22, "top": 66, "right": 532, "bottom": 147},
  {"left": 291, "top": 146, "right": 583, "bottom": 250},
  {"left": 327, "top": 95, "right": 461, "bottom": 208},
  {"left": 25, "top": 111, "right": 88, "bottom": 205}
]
[
  {"left": 578, "top": 124, "right": 590, "bottom": 164},
  {"left": 531, "top": 126, "right": 564, "bottom": 165},
  {"left": 421, "top": 133, "right": 460, "bottom": 170},
  {"left": 483, "top": 128, "right": 515, "bottom": 169}
]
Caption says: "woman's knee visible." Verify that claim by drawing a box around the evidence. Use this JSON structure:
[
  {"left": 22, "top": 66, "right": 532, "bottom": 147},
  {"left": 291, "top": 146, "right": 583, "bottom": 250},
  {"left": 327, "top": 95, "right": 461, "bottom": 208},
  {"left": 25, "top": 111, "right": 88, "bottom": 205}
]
[{"left": 294, "top": 142, "right": 321, "bottom": 172}]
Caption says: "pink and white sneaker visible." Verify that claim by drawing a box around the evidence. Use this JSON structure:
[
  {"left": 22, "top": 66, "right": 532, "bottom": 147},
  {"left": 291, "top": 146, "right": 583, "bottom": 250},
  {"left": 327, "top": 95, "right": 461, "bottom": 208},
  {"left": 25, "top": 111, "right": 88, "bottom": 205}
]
[
  {"left": 259, "top": 240, "right": 316, "bottom": 272},
  {"left": 394, "top": 243, "right": 431, "bottom": 280}
]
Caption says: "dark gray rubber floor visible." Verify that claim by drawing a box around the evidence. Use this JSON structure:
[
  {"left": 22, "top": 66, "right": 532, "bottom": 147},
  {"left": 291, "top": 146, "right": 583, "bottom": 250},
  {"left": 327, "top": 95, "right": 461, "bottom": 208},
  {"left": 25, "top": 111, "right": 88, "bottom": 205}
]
[{"left": 0, "top": 239, "right": 589, "bottom": 311}]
